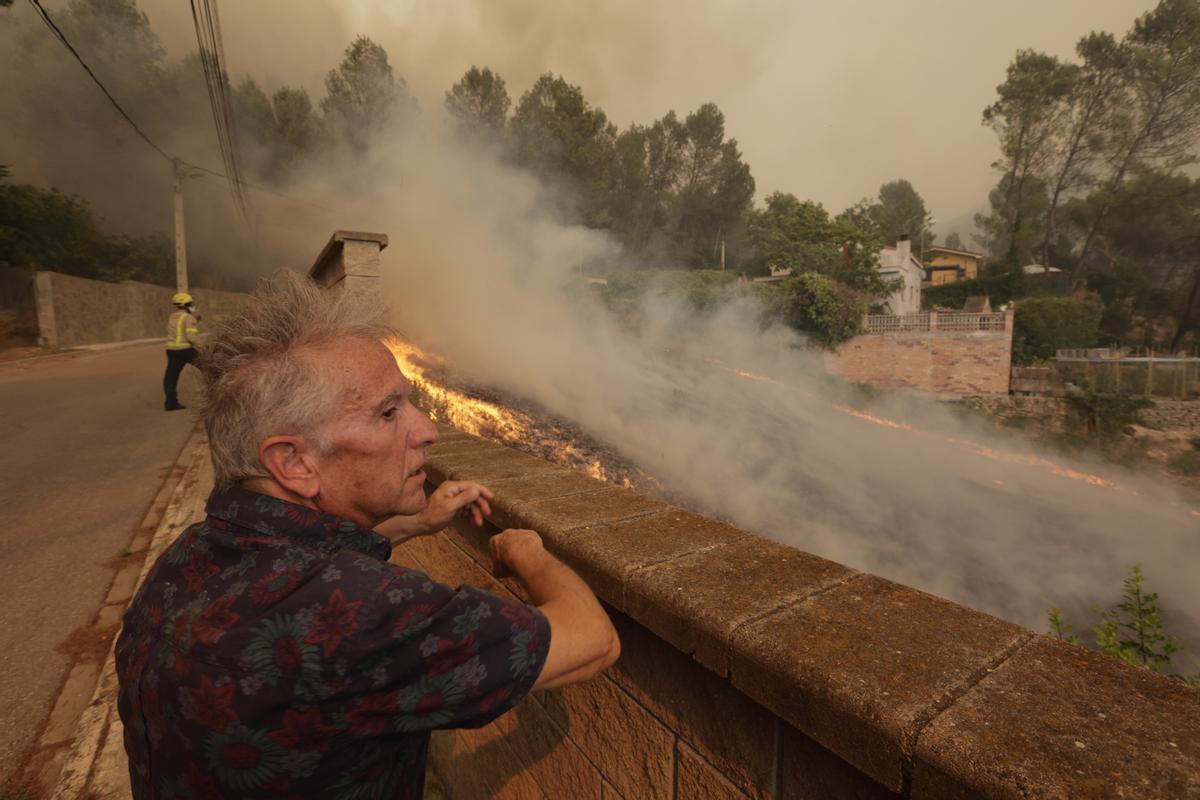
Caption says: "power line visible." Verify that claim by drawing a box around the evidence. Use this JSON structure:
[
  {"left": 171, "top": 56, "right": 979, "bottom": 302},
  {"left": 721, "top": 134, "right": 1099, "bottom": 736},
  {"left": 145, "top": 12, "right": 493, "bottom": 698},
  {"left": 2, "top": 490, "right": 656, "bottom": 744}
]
[
  {"left": 187, "top": 163, "right": 336, "bottom": 213},
  {"left": 26, "top": 0, "right": 173, "bottom": 163},
  {"left": 25, "top": 1, "right": 330, "bottom": 216},
  {"left": 189, "top": 0, "right": 249, "bottom": 218}
]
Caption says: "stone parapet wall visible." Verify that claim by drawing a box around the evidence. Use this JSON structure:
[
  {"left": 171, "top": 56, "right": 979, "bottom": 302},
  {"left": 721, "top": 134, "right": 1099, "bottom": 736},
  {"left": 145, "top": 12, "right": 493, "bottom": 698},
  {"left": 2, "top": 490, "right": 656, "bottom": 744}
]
[
  {"left": 32, "top": 271, "right": 251, "bottom": 348},
  {"left": 825, "top": 329, "right": 1012, "bottom": 397},
  {"left": 408, "top": 424, "right": 1199, "bottom": 799}
]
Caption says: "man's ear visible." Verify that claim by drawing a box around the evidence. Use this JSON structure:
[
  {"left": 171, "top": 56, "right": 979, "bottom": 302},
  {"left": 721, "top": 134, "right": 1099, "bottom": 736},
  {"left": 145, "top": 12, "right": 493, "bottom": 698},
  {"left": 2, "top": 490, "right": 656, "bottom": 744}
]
[{"left": 259, "top": 436, "right": 321, "bottom": 499}]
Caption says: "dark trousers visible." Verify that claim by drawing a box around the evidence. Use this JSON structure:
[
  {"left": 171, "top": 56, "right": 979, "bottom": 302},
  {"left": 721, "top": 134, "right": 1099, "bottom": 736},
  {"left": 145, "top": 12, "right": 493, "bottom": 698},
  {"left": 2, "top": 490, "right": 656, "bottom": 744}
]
[{"left": 163, "top": 348, "right": 198, "bottom": 408}]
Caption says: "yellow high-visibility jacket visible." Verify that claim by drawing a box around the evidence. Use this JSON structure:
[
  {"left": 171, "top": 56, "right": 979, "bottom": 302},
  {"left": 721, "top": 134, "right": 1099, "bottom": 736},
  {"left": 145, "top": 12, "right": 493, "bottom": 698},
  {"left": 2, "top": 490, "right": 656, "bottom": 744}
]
[{"left": 166, "top": 310, "right": 199, "bottom": 350}]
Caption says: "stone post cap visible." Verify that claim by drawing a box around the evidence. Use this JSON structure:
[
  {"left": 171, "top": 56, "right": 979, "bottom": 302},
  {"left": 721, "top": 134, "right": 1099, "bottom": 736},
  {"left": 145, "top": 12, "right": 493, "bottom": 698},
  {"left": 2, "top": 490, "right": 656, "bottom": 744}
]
[{"left": 309, "top": 230, "right": 389, "bottom": 288}]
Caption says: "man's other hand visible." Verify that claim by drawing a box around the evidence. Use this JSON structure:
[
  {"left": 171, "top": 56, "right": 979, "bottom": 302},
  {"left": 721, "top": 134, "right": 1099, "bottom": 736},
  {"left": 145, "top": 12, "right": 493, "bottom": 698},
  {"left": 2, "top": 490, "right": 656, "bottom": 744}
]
[
  {"left": 418, "top": 480, "right": 493, "bottom": 532},
  {"left": 489, "top": 528, "right": 543, "bottom": 579}
]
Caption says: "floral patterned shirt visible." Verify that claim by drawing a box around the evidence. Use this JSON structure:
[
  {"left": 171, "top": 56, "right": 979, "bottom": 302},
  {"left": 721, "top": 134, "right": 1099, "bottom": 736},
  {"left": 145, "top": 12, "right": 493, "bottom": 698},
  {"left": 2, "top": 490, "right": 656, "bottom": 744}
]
[{"left": 116, "top": 485, "right": 550, "bottom": 800}]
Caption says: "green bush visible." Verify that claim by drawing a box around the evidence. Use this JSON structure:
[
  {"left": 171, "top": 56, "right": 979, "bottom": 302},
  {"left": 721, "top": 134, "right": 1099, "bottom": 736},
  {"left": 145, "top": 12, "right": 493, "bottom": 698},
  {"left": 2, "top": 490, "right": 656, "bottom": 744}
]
[
  {"left": 1013, "top": 296, "right": 1102, "bottom": 364},
  {"left": 1063, "top": 388, "right": 1152, "bottom": 436},
  {"left": 768, "top": 272, "right": 867, "bottom": 348},
  {"left": 1049, "top": 565, "right": 1195, "bottom": 685}
]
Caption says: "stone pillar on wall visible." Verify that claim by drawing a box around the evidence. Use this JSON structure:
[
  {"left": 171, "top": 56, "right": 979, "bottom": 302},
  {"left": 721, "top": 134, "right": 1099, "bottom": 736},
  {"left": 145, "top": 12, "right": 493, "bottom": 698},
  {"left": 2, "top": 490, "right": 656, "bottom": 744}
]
[
  {"left": 34, "top": 271, "right": 57, "bottom": 348},
  {"left": 308, "top": 230, "right": 388, "bottom": 294},
  {"left": 1004, "top": 307, "right": 1014, "bottom": 332}
]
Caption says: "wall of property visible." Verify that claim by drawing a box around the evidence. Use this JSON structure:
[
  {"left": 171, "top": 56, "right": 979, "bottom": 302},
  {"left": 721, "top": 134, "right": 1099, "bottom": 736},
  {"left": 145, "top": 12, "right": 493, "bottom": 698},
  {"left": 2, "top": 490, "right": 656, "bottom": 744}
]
[
  {"left": 826, "top": 327, "right": 1013, "bottom": 396},
  {"left": 405, "top": 425, "right": 1199, "bottom": 800},
  {"left": 0, "top": 267, "right": 38, "bottom": 343},
  {"left": 32, "top": 271, "right": 251, "bottom": 348},
  {"left": 964, "top": 394, "right": 1200, "bottom": 433}
]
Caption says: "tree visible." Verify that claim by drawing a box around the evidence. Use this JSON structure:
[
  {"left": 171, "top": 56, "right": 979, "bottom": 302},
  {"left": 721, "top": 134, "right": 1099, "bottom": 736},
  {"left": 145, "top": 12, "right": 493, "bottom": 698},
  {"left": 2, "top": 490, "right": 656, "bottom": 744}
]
[
  {"left": 445, "top": 66, "right": 511, "bottom": 141},
  {"left": 1039, "top": 33, "right": 1128, "bottom": 268},
  {"left": 982, "top": 50, "right": 1077, "bottom": 264},
  {"left": 671, "top": 103, "right": 755, "bottom": 267},
  {"left": 510, "top": 73, "right": 617, "bottom": 227},
  {"left": 322, "top": 36, "right": 417, "bottom": 152},
  {"left": 604, "top": 104, "right": 753, "bottom": 268},
  {"left": 233, "top": 79, "right": 322, "bottom": 183},
  {"left": 973, "top": 173, "right": 1051, "bottom": 263},
  {"left": 606, "top": 112, "right": 687, "bottom": 256},
  {"left": 1073, "top": 0, "right": 1200, "bottom": 280},
  {"left": 943, "top": 231, "right": 965, "bottom": 250},
  {"left": 1078, "top": 169, "right": 1200, "bottom": 349},
  {"left": 748, "top": 192, "right": 884, "bottom": 292},
  {"left": 870, "top": 179, "right": 936, "bottom": 252}
]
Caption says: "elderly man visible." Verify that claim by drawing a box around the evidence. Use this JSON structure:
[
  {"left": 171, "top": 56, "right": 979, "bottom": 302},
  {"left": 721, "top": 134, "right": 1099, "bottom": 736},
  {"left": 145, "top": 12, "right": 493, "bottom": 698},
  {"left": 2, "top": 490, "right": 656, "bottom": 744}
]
[{"left": 115, "top": 274, "right": 619, "bottom": 799}]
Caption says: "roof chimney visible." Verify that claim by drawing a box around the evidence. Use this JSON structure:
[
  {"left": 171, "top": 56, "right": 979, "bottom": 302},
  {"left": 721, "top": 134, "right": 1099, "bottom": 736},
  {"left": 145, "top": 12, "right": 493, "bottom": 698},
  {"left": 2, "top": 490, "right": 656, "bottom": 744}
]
[{"left": 896, "top": 234, "right": 912, "bottom": 261}]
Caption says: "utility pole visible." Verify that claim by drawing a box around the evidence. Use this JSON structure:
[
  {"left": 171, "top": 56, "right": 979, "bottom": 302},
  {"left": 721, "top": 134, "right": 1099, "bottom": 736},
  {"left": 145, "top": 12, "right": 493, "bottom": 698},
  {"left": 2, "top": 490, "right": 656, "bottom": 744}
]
[
  {"left": 173, "top": 158, "right": 189, "bottom": 293},
  {"left": 720, "top": 238, "right": 726, "bottom": 271}
]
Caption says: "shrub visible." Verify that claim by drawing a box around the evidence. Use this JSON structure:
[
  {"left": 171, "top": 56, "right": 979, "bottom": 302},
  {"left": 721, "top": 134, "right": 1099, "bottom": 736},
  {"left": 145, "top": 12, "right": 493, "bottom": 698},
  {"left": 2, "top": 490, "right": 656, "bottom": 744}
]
[
  {"left": 1013, "top": 296, "right": 1102, "bottom": 364},
  {"left": 769, "top": 272, "right": 867, "bottom": 348},
  {"left": 1063, "top": 388, "right": 1152, "bottom": 435}
]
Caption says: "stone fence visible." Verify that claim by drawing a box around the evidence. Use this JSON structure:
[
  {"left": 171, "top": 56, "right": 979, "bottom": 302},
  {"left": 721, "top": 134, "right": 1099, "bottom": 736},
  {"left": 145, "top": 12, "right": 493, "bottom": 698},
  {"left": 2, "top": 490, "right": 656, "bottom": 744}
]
[
  {"left": 30, "top": 271, "right": 251, "bottom": 348},
  {"left": 966, "top": 394, "right": 1200, "bottom": 434},
  {"left": 863, "top": 311, "right": 1009, "bottom": 334},
  {"left": 826, "top": 309, "right": 1015, "bottom": 397},
  {"left": 404, "top": 426, "right": 1199, "bottom": 800}
]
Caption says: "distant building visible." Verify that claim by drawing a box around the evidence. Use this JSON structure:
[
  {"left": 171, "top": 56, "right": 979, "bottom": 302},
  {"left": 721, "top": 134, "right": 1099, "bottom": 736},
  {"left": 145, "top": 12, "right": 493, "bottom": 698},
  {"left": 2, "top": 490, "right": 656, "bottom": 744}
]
[
  {"left": 752, "top": 265, "right": 793, "bottom": 284},
  {"left": 876, "top": 236, "right": 925, "bottom": 315},
  {"left": 923, "top": 245, "right": 986, "bottom": 286},
  {"left": 1021, "top": 264, "right": 1063, "bottom": 275}
]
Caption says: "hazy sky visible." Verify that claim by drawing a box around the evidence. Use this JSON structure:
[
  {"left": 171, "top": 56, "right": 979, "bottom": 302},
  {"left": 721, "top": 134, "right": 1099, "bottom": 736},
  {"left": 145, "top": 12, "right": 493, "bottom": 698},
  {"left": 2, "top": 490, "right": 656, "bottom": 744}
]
[{"left": 136, "top": 0, "right": 1159, "bottom": 240}]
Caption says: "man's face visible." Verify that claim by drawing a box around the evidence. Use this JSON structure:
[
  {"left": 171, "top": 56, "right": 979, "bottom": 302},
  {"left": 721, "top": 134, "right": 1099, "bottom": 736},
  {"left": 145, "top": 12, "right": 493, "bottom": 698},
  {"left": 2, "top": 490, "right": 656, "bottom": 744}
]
[{"left": 310, "top": 337, "right": 438, "bottom": 527}]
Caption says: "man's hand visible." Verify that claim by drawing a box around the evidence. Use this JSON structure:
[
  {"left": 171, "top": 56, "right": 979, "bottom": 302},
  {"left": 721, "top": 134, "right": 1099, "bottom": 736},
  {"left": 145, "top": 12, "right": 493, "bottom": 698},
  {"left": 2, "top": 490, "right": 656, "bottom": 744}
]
[
  {"left": 489, "top": 529, "right": 544, "bottom": 579},
  {"left": 417, "top": 480, "right": 493, "bottom": 533},
  {"left": 376, "top": 481, "right": 492, "bottom": 543},
  {"left": 488, "top": 528, "right": 621, "bottom": 690}
]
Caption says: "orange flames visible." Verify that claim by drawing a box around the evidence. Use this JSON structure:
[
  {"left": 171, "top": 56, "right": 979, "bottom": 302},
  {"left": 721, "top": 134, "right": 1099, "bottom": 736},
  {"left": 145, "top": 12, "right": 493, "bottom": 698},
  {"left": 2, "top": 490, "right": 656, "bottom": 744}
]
[
  {"left": 390, "top": 338, "right": 1196, "bottom": 516},
  {"left": 387, "top": 338, "right": 637, "bottom": 487}
]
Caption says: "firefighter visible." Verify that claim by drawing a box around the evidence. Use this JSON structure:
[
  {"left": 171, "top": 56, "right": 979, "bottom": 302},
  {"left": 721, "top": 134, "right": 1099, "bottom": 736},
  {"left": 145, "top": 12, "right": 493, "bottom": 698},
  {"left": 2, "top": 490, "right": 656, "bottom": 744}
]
[{"left": 164, "top": 292, "right": 200, "bottom": 411}]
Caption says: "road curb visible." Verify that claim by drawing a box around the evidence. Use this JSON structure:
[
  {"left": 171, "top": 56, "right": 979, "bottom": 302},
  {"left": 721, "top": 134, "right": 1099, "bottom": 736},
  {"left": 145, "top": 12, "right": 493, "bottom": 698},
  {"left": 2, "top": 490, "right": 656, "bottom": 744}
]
[{"left": 48, "top": 423, "right": 212, "bottom": 800}]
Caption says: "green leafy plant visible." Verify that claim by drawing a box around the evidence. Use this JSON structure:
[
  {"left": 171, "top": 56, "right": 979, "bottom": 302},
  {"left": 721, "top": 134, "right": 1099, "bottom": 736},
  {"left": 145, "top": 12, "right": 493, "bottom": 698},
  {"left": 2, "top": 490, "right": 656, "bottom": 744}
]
[
  {"left": 768, "top": 272, "right": 868, "bottom": 348},
  {"left": 1063, "top": 388, "right": 1152, "bottom": 435},
  {"left": 1047, "top": 565, "right": 1197, "bottom": 686},
  {"left": 1012, "top": 296, "right": 1102, "bottom": 364}
]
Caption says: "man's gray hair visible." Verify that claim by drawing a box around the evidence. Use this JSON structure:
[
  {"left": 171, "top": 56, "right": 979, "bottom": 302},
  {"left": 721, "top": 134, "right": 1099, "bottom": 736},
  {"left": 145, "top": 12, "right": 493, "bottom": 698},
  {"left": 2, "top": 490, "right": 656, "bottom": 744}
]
[{"left": 199, "top": 272, "right": 393, "bottom": 486}]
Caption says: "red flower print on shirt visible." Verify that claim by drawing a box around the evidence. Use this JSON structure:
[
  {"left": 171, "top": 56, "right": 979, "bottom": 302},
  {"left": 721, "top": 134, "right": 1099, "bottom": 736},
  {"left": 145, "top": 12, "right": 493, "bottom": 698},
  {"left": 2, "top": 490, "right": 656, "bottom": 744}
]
[
  {"left": 426, "top": 635, "right": 477, "bottom": 677},
  {"left": 250, "top": 568, "right": 302, "bottom": 605},
  {"left": 182, "top": 554, "right": 220, "bottom": 592},
  {"left": 304, "top": 588, "right": 363, "bottom": 657},
  {"left": 344, "top": 691, "right": 398, "bottom": 736},
  {"left": 192, "top": 596, "right": 240, "bottom": 646},
  {"left": 268, "top": 707, "right": 336, "bottom": 752},
  {"left": 189, "top": 675, "right": 237, "bottom": 731}
]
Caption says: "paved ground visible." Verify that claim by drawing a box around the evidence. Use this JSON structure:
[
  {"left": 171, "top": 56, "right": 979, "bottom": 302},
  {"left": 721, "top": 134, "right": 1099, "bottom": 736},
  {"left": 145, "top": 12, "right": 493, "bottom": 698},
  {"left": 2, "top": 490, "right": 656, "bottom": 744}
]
[{"left": 0, "top": 343, "right": 201, "bottom": 783}]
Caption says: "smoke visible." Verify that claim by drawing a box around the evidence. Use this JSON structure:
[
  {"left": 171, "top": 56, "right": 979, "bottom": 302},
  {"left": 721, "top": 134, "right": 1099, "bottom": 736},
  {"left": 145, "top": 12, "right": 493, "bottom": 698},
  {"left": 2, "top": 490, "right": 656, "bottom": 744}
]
[
  {"left": 6, "top": 1, "right": 1194, "bottom": 665},
  {"left": 283, "top": 116, "right": 1200, "bottom": 669}
]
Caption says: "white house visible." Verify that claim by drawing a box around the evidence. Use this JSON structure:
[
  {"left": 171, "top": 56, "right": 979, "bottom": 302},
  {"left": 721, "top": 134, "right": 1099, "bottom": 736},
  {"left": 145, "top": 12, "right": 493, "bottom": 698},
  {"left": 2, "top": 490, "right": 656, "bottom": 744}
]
[{"left": 876, "top": 235, "right": 925, "bottom": 315}]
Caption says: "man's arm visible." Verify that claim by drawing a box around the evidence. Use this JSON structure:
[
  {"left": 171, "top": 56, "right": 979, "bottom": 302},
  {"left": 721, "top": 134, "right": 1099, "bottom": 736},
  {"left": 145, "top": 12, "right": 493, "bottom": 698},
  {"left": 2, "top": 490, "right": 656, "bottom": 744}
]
[{"left": 490, "top": 529, "right": 620, "bottom": 690}]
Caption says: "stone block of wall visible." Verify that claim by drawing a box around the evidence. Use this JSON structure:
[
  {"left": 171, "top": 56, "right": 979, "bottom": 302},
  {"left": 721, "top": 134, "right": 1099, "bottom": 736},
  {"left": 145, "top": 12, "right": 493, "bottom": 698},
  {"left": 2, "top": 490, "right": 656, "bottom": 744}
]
[
  {"left": 33, "top": 271, "right": 251, "bottom": 348},
  {"left": 411, "top": 423, "right": 1198, "bottom": 800},
  {"left": 826, "top": 330, "right": 1012, "bottom": 397}
]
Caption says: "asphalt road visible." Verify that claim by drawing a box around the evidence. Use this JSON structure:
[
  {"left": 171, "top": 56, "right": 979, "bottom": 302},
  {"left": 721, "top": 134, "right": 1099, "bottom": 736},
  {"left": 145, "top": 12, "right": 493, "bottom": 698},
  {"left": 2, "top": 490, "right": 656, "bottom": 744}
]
[{"left": 0, "top": 343, "right": 200, "bottom": 781}]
